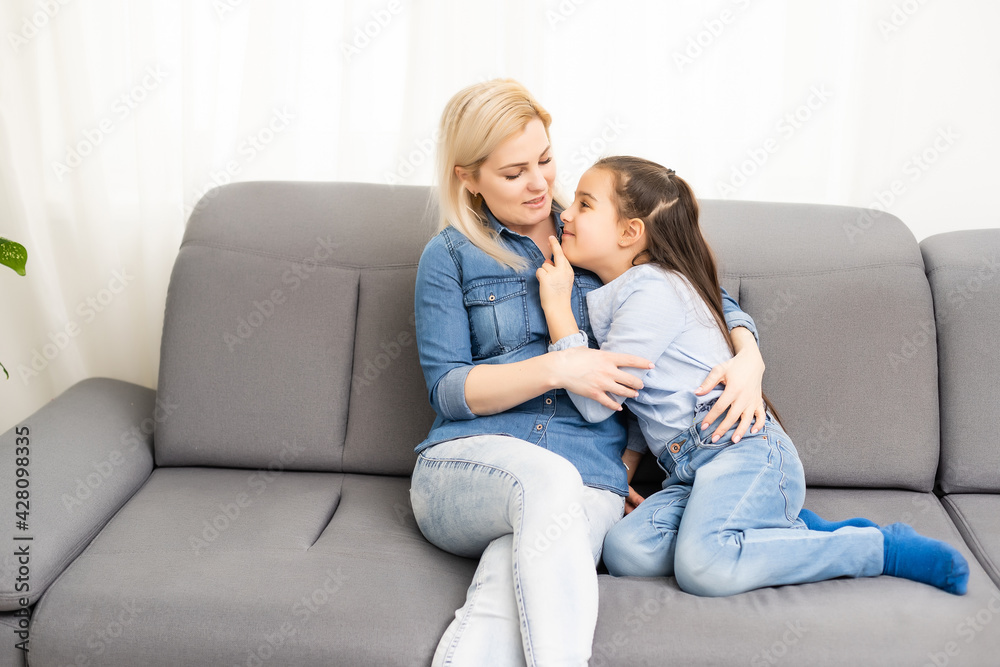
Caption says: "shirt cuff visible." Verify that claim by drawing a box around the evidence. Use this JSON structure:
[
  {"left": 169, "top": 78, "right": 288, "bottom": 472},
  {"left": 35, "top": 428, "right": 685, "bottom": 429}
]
[
  {"left": 625, "top": 418, "right": 649, "bottom": 454},
  {"left": 547, "top": 330, "right": 589, "bottom": 353},
  {"left": 726, "top": 317, "right": 759, "bottom": 345},
  {"left": 437, "top": 365, "right": 477, "bottom": 421}
]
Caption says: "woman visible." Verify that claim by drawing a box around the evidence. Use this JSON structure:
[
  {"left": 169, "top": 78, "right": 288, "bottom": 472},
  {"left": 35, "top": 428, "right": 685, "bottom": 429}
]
[{"left": 408, "top": 79, "right": 767, "bottom": 666}]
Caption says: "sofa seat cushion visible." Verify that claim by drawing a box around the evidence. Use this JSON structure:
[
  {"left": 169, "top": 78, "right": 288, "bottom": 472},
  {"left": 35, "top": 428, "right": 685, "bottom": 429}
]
[
  {"left": 944, "top": 494, "right": 1000, "bottom": 589},
  {"left": 594, "top": 488, "right": 1000, "bottom": 666},
  {"left": 29, "top": 468, "right": 475, "bottom": 667}
]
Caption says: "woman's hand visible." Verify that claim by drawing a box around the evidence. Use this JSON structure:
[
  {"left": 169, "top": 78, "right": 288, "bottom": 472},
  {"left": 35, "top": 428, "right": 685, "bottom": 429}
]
[
  {"left": 550, "top": 346, "right": 652, "bottom": 412},
  {"left": 693, "top": 337, "right": 766, "bottom": 443}
]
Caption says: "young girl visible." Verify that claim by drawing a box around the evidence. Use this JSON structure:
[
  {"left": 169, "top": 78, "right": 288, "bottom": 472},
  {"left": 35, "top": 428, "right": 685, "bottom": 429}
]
[{"left": 536, "top": 155, "right": 970, "bottom": 597}]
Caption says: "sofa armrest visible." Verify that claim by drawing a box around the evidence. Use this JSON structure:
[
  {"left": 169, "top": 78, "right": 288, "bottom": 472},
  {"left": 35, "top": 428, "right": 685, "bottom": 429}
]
[{"left": 0, "top": 377, "right": 159, "bottom": 610}]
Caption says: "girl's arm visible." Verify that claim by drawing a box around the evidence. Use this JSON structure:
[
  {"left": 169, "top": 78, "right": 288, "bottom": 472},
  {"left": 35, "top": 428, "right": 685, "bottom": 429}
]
[
  {"left": 415, "top": 237, "right": 650, "bottom": 420},
  {"left": 538, "top": 239, "right": 685, "bottom": 424}
]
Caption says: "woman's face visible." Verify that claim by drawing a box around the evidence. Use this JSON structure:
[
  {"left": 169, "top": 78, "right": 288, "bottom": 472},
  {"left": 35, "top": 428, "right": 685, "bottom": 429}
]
[{"left": 462, "top": 117, "right": 556, "bottom": 235}]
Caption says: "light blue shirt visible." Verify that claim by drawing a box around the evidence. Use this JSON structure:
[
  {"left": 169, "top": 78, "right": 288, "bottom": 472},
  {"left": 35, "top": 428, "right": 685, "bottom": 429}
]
[{"left": 548, "top": 263, "right": 732, "bottom": 458}]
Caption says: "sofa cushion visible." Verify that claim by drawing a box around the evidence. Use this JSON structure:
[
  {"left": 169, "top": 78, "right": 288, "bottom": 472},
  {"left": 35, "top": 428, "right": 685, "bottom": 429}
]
[
  {"left": 0, "top": 612, "right": 27, "bottom": 666},
  {"left": 156, "top": 181, "right": 438, "bottom": 475},
  {"left": 594, "top": 487, "right": 1000, "bottom": 666},
  {"left": 700, "top": 201, "right": 940, "bottom": 491},
  {"left": 921, "top": 230, "right": 1000, "bottom": 493},
  {"left": 29, "top": 467, "right": 475, "bottom": 667},
  {"left": 0, "top": 378, "right": 155, "bottom": 609},
  {"left": 943, "top": 494, "right": 1000, "bottom": 589}
]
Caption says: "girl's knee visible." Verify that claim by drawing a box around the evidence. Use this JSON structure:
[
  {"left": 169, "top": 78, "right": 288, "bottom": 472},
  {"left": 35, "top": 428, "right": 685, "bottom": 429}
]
[
  {"left": 673, "top": 541, "right": 746, "bottom": 597},
  {"left": 602, "top": 520, "right": 676, "bottom": 578}
]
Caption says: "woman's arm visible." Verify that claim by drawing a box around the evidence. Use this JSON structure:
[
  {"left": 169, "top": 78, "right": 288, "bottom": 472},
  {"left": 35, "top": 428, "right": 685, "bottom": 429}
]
[
  {"left": 415, "top": 236, "right": 650, "bottom": 420},
  {"left": 695, "top": 288, "right": 766, "bottom": 443}
]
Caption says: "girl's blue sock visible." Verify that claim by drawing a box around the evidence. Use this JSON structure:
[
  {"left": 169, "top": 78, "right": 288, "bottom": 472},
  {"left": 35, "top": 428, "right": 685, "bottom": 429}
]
[
  {"left": 798, "top": 508, "right": 879, "bottom": 531},
  {"left": 880, "top": 523, "right": 969, "bottom": 595}
]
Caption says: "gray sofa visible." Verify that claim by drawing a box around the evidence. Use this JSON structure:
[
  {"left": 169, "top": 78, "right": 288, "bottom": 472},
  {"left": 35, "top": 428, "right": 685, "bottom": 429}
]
[{"left": 2, "top": 182, "right": 999, "bottom": 666}]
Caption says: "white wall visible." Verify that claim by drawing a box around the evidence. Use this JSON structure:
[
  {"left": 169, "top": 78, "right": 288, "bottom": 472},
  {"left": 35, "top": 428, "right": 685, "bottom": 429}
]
[{"left": 1, "top": 0, "right": 997, "bottom": 432}]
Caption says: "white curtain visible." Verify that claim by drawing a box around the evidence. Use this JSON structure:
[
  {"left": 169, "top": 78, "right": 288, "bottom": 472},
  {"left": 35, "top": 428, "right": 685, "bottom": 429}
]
[{"left": 2, "top": 0, "right": 998, "bottom": 431}]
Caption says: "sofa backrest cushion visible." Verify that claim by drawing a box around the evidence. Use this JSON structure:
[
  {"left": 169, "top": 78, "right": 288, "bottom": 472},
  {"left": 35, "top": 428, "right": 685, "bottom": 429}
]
[
  {"left": 157, "top": 184, "right": 940, "bottom": 490},
  {"left": 921, "top": 230, "right": 1000, "bottom": 493},
  {"left": 155, "top": 182, "right": 437, "bottom": 475},
  {"left": 702, "top": 201, "right": 939, "bottom": 491}
]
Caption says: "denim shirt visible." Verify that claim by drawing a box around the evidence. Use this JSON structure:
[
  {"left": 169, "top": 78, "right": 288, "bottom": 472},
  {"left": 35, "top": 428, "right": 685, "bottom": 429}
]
[
  {"left": 549, "top": 264, "right": 736, "bottom": 459},
  {"left": 413, "top": 203, "right": 758, "bottom": 495}
]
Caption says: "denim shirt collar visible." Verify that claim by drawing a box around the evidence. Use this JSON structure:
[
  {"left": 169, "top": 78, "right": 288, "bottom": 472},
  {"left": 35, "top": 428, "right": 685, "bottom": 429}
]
[{"left": 480, "top": 200, "right": 566, "bottom": 245}]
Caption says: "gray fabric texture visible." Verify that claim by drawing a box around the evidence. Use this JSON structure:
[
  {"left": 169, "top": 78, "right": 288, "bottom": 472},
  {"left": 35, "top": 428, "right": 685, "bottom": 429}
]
[
  {"left": 0, "top": 613, "right": 27, "bottom": 667},
  {"left": 0, "top": 378, "right": 155, "bottom": 609},
  {"left": 701, "top": 200, "right": 939, "bottom": 490},
  {"left": 155, "top": 182, "right": 438, "bottom": 473},
  {"left": 594, "top": 488, "right": 1000, "bottom": 666},
  {"left": 29, "top": 467, "right": 476, "bottom": 667},
  {"left": 944, "top": 494, "right": 1000, "bottom": 589},
  {"left": 921, "top": 230, "right": 1000, "bottom": 493}
]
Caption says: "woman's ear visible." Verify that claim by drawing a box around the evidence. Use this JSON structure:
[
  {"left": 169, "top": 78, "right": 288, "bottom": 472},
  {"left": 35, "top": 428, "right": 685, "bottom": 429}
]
[
  {"left": 455, "top": 166, "right": 477, "bottom": 196},
  {"left": 619, "top": 217, "right": 645, "bottom": 247}
]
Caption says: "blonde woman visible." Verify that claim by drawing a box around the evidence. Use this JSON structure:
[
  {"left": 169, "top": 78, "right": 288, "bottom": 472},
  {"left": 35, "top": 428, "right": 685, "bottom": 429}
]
[{"left": 408, "top": 79, "right": 766, "bottom": 666}]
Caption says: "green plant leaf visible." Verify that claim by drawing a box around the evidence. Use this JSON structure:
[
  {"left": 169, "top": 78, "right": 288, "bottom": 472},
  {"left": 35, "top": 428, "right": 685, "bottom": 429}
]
[
  {"left": 0, "top": 361, "right": 7, "bottom": 380},
  {"left": 0, "top": 237, "right": 28, "bottom": 276}
]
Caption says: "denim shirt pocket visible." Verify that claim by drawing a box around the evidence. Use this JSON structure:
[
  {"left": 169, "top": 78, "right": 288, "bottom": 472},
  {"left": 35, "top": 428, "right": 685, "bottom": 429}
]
[{"left": 463, "top": 277, "right": 530, "bottom": 359}]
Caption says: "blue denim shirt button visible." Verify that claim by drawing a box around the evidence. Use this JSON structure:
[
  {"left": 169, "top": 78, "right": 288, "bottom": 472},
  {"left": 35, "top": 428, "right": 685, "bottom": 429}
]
[
  {"left": 545, "top": 398, "right": 552, "bottom": 405},
  {"left": 488, "top": 294, "right": 495, "bottom": 301},
  {"left": 535, "top": 424, "right": 543, "bottom": 431}
]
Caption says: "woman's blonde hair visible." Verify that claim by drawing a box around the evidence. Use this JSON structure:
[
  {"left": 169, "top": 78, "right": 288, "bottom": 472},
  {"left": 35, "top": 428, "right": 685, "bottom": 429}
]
[{"left": 436, "top": 79, "right": 554, "bottom": 271}]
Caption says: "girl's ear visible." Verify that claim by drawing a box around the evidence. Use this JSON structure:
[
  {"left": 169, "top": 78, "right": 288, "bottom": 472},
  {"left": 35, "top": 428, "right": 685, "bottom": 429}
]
[{"left": 619, "top": 217, "right": 645, "bottom": 247}]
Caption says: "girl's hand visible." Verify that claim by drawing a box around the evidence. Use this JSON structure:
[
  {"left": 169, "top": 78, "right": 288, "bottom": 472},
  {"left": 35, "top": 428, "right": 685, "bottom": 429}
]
[
  {"left": 536, "top": 236, "right": 576, "bottom": 314},
  {"left": 551, "top": 346, "right": 651, "bottom": 411},
  {"left": 624, "top": 485, "right": 645, "bottom": 515},
  {"left": 693, "top": 345, "right": 766, "bottom": 443}
]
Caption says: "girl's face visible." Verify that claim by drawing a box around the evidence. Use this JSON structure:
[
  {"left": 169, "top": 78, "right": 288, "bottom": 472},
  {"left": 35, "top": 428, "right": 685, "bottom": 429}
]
[
  {"left": 559, "top": 167, "right": 625, "bottom": 278},
  {"left": 460, "top": 117, "right": 556, "bottom": 235}
]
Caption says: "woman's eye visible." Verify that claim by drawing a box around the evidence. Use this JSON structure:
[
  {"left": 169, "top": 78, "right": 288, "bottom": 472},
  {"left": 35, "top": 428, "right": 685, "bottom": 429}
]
[
  {"left": 540, "top": 157, "right": 553, "bottom": 165},
  {"left": 504, "top": 172, "right": 521, "bottom": 181}
]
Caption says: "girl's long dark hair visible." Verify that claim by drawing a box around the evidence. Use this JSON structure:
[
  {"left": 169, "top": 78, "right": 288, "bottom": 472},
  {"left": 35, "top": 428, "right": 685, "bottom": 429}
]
[{"left": 594, "top": 156, "right": 783, "bottom": 427}]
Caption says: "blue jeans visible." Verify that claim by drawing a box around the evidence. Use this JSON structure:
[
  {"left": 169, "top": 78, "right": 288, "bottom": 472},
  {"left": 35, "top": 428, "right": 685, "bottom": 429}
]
[
  {"left": 410, "top": 435, "right": 624, "bottom": 667},
  {"left": 603, "top": 406, "right": 884, "bottom": 596}
]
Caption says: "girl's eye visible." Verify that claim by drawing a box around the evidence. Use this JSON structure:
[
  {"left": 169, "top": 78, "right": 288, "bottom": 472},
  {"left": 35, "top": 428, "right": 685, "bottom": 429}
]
[{"left": 580, "top": 201, "right": 590, "bottom": 209}]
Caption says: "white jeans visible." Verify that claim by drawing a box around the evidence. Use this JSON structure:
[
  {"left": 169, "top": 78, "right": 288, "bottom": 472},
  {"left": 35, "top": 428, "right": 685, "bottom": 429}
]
[{"left": 410, "top": 435, "right": 625, "bottom": 667}]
